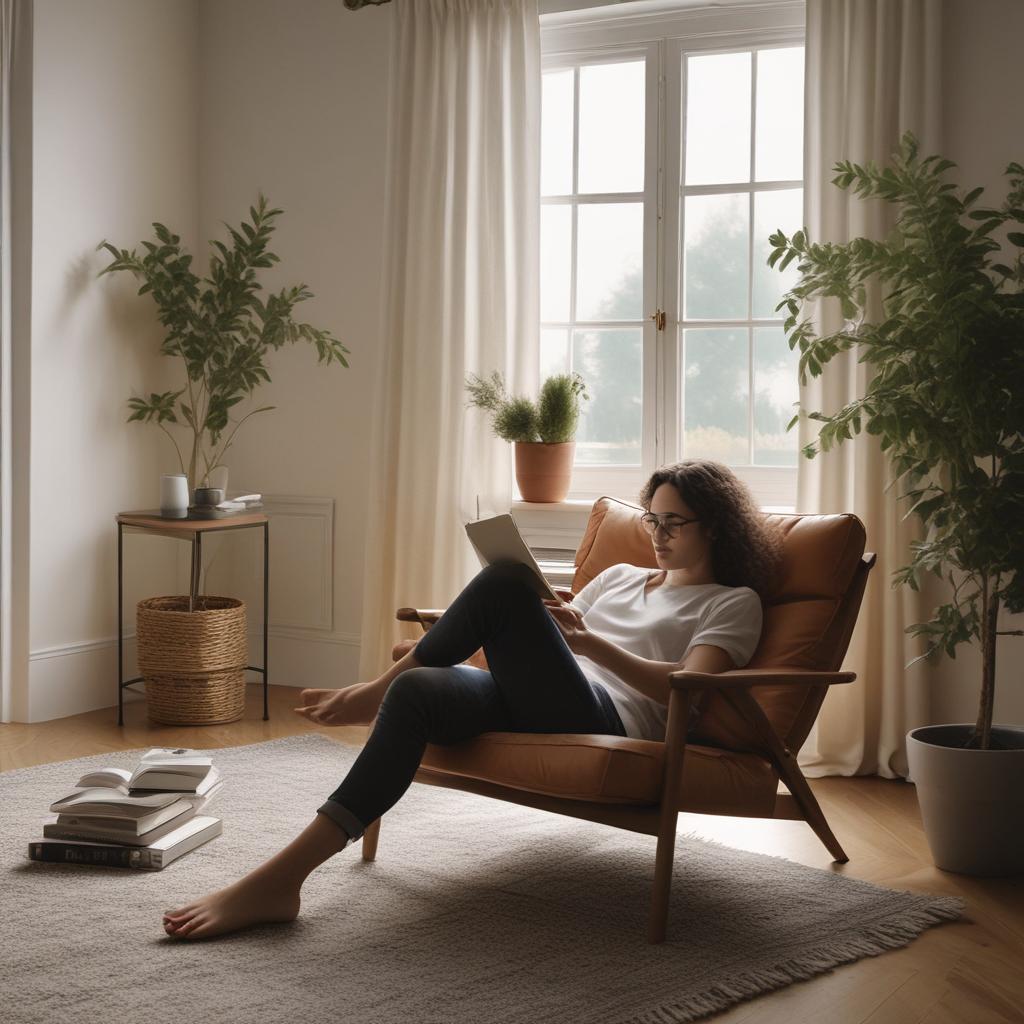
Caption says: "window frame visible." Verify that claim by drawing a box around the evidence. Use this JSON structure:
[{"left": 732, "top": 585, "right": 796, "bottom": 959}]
[
  {"left": 539, "top": 41, "right": 660, "bottom": 503},
  {"left": 537, "top": 2, "right": 806, "bottom": 512}
]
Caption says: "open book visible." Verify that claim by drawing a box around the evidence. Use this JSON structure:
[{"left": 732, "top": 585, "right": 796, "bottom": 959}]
[
  {"left": 75, "top": 747, "right": 216, "bottom": 793},
  {"left": 75, "top": 764, "right": 222, "bottom": 798},
  {"left": 464, "top": 514, "right": 564, "bottom": 604},
  {"left": 48, "top": 789, "right": 196, "bottom": 834}
]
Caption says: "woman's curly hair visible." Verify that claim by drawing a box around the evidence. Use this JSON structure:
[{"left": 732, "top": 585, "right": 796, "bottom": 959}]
[{"left": 637, "top": 459, "right": 785, "bottom": 601}]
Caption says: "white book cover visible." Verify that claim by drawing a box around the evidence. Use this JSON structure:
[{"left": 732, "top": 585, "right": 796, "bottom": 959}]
[
  {"left": 44, "top": 803, "right": 198, "bottom": 845},
  {"left": 464, "top": 514, "right": 563, "bottom": 603},
  {"left": 30, "top": 816, "right": 223, "bottom": 869}
]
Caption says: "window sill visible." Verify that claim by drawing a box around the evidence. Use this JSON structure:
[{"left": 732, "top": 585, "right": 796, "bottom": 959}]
[
  {"left": 510, "top": 499, "right": 594, "bottom": 553},
  {"left": 510, "top": 498, "right": 596, "bottom": 513}
]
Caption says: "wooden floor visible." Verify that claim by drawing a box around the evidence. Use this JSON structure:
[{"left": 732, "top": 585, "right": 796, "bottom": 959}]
[{"left": 3, "top": 684, "right": 1022, "bottom": 1024}]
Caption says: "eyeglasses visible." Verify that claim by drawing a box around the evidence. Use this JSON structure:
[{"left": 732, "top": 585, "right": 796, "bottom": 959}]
[{"left": 639, "top": 512, "right": 701, "bottom": 539}]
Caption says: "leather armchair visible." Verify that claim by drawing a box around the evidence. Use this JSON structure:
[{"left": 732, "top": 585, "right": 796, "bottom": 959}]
[{"left": 364, "top": 496, "right": 875, "bottom": 944}]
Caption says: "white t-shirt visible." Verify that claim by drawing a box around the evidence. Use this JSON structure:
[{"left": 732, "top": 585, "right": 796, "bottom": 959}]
[{"left": 571, "top": 563, "right": 763, "bottom": 741}]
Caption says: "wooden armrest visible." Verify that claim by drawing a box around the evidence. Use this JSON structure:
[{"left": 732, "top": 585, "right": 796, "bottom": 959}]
[
  {"left": 396, "top": 607, "right": 445, "bottom": 623},
  {"left": 395, "top": 607, "right": 446, "bottom": 633},
  {"left": 669, "top": 668, "right": 856, "bottom": 691}
]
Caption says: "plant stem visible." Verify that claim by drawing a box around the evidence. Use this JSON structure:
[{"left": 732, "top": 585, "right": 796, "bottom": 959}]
[
  {"left": 157, "top": 424, "right": 186, "bottom": 476},
  {"left": 974, "top": 571, "right": 999, "bottom": 750},
  {"left": 208, "top": 406, "right": 273, "bottom": 474}
]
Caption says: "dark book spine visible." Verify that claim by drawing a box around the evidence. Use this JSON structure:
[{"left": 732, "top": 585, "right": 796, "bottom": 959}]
[{"left": 28, "top": 842, "right": 153, "bottom": 868}]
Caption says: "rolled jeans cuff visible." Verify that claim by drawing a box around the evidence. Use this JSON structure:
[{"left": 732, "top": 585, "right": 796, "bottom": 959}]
[{"left": 316, "top": 799, "right": 367, "bottom": 841}]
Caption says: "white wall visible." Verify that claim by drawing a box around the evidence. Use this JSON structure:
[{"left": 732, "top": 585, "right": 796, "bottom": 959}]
[
  {"left": 16, "top": 0, "right": 1021, "bottom": 730},
  {"left": 13, "top": 0, "right": 392, "bottom": 722},
  {"left": 24, "top": 0, "right": 199, "bottom": 721},
  {"left": 929, "top": 0, "right": 1024, "bottom": 727},
  {"left": 196, "top": 0, "right": 392, "bottom": 690}
]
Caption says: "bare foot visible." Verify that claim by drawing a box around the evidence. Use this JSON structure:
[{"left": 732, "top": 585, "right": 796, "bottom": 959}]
[
  {"left": 294, "top": 682, "right": 382, "bottom": 726},
  {"left": 162, "top": 876, "right": 300, "bottom": 941}
]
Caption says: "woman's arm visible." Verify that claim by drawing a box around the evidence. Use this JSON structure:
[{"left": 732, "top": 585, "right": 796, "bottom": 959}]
[{"left": 546, "top": 602, "right": 736, "bottom": 706}]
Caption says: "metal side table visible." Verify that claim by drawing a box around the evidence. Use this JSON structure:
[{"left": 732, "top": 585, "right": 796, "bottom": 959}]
[{"left": 116, "top": 510, "right": 270, "bottom": 725}]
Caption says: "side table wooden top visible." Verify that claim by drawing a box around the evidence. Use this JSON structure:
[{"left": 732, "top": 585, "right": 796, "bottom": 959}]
[{"left": 117, "top": 510, "right": 269, "bottom": 532}]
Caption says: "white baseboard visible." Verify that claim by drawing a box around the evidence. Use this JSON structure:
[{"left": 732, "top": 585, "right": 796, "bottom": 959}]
[
  {"left": 28, "top": 634, "right": 143, "bottom": 723},
  {"left": 25, "top": 628, "right": 365, "bottom": 723}
]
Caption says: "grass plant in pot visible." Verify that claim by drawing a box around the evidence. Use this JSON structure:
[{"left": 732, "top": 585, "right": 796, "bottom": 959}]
[
  {"left": 465, "top": 371, "right": 589, "bottom": 502},
  {"left": 769, "top": 133, "right": 1024, "bottom": 875}
]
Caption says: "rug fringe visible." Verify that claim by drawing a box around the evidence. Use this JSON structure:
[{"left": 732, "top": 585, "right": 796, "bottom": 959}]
[{"left": 630, "top": 899, "right": 965, "bottom": 1024}]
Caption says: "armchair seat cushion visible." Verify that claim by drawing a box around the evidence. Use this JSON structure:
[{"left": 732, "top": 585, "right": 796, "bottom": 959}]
[{"left": 420, "top": 732, "right": 779, "bottom": 815}]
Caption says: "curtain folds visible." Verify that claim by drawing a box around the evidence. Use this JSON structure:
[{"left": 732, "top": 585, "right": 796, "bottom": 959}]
[
  {"left": 358, "top": 0, "right": 541, "bottom": 681},
  {"left": 797, "top": 0, "right": 942, "bottom": 778}
]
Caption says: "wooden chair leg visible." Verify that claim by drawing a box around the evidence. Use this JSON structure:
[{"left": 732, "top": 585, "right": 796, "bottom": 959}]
[
  {"left": 362, "top": 818, "right": 381, "bottom": 862},
  {"left": 723, "top": 688, "right": 849, "bottom": 863},
  {"left": 774, "top": 759, "right": 848, "bottom": 863},
  {"left": 649, "top": 809, "right": 678, "bottom": 944},
  {"left": 648, "top": 690, "right": 692, "bottom": 944}
]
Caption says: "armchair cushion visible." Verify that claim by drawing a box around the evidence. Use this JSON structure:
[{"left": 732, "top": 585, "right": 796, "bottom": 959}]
[{"left": 419, "top": 732, "right": 778, "bottom": 815}]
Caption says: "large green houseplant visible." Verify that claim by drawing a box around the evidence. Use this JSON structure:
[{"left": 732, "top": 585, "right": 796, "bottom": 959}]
[
  {"left": 465, "top": 371, "right": 590, "bottom": 502},
  {"left": 769, "top": 133, "right": 1023, "bottom": 754},
  {"left": 98, "top": 194, "right": 349, "bottom": 493}
]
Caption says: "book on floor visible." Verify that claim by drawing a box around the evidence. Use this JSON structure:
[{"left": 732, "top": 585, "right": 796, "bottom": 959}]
[
  {"left": 46, "top": 778, "right": 222, "bottom": 835},
  {"left": 28, "top": 816, "right": 223, "bottom": 870},
  {"left": 75, "top": 764, "right": 222, "bottom": 798},
  {"left": 111, "top": 747, "right": 216, "bottom": 792},
  {"left": 464, "top": 514, "right": 563, "bottom": 604},
  {"left": 43, "top": 801, "right": 202, "bottom": 846}
]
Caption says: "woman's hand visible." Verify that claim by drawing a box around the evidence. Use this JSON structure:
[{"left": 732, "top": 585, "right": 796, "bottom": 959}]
[{"left": 543, "top": 599, "right": 593, "bottom": 656}]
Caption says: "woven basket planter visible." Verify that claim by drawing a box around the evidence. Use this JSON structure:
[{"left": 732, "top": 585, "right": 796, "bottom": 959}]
[{"left": 136, "top": 596, "right": 248, "bottom": 725}]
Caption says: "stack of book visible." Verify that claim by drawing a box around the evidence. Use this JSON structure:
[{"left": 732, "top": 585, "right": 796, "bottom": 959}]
[{"left": 29, "top": 747, "right": 225, "bottom": 871}]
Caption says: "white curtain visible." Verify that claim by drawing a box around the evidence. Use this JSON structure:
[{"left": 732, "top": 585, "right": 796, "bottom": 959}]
[
  {"left": 797, "top": 0, "right": 942, "bottom": 779},
  {"left": 358, "top": 0, "right": 541, "bottom": 680}
]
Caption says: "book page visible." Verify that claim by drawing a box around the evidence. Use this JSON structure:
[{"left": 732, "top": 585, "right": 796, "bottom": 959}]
[{"left": 76, "top": 767, "right": 132, "bottom": 789}]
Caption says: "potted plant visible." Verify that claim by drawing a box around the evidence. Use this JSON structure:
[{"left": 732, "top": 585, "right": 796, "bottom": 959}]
[
  {"left": 99, "top": 195, "right": 349, "bottom": 725},
  {"left": 769, "top": 132, "right": 1024, "bottom": 875},
  {"left": 465, "top": 371, "right": 590, "bottom": 502},
  {"left": 98, "top": 193, "right": 350, "bottom": 496}
]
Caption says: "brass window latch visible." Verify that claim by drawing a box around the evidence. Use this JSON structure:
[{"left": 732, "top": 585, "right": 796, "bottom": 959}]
[{"left": 649, "top": 309, "right": 666, "bottom": 331}]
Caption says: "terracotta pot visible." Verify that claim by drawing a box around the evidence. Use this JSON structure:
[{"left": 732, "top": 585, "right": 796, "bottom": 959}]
[
  {"left": 514, "top": 441, "right": 575, "bottom": 502},
  {"left": 906, "top": 723, "right": 1024, "bottom": 876}
]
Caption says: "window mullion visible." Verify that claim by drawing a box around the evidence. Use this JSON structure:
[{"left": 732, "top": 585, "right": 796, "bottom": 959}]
[
  {"left": 569, "top": 66, "right": 580, "bottom": 367},
  {"left": 747, "top": 49, "right": 757, "bottom": 466}
]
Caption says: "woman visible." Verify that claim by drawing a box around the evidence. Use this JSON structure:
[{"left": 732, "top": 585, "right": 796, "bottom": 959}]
[{"left": 162, "top": 459, "right": 783, "bottom": 940}]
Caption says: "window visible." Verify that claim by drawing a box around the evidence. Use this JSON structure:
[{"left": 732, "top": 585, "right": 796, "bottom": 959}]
[
  {"left": 538, "top": 4, "right": 805, "bottom": 509},
  {"left": 540, "top": 49, "right": 658, "bottom": 496}
]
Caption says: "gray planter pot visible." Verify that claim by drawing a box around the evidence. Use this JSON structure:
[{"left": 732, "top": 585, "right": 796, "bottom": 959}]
[{"left": 906, "top": 724, "right": 1024, "bottom": 876}]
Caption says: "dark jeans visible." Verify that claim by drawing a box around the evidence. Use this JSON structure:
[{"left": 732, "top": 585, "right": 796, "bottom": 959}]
[{"left": 317, "top": 562, "right": 626, "bottom": 841}]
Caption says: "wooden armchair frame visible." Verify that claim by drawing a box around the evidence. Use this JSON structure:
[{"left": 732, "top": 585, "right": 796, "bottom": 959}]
[{"left": 361, "top": 531, "right": 875, "bottom": 944}]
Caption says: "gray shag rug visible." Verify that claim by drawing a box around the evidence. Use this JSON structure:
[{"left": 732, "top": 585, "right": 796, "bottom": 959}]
[{"left": 3, "top": 733, "right": 962, "bottom": 1024}]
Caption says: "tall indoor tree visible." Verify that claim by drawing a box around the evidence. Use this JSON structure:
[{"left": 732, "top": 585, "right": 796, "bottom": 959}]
[{"left": 769, "top": 133, "right": 1024, "bottom": 750}]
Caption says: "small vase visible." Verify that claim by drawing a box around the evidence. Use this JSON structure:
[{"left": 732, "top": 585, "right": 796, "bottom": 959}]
[{"left": 514, "top": 441, "right": 575, "bottom": 502}]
